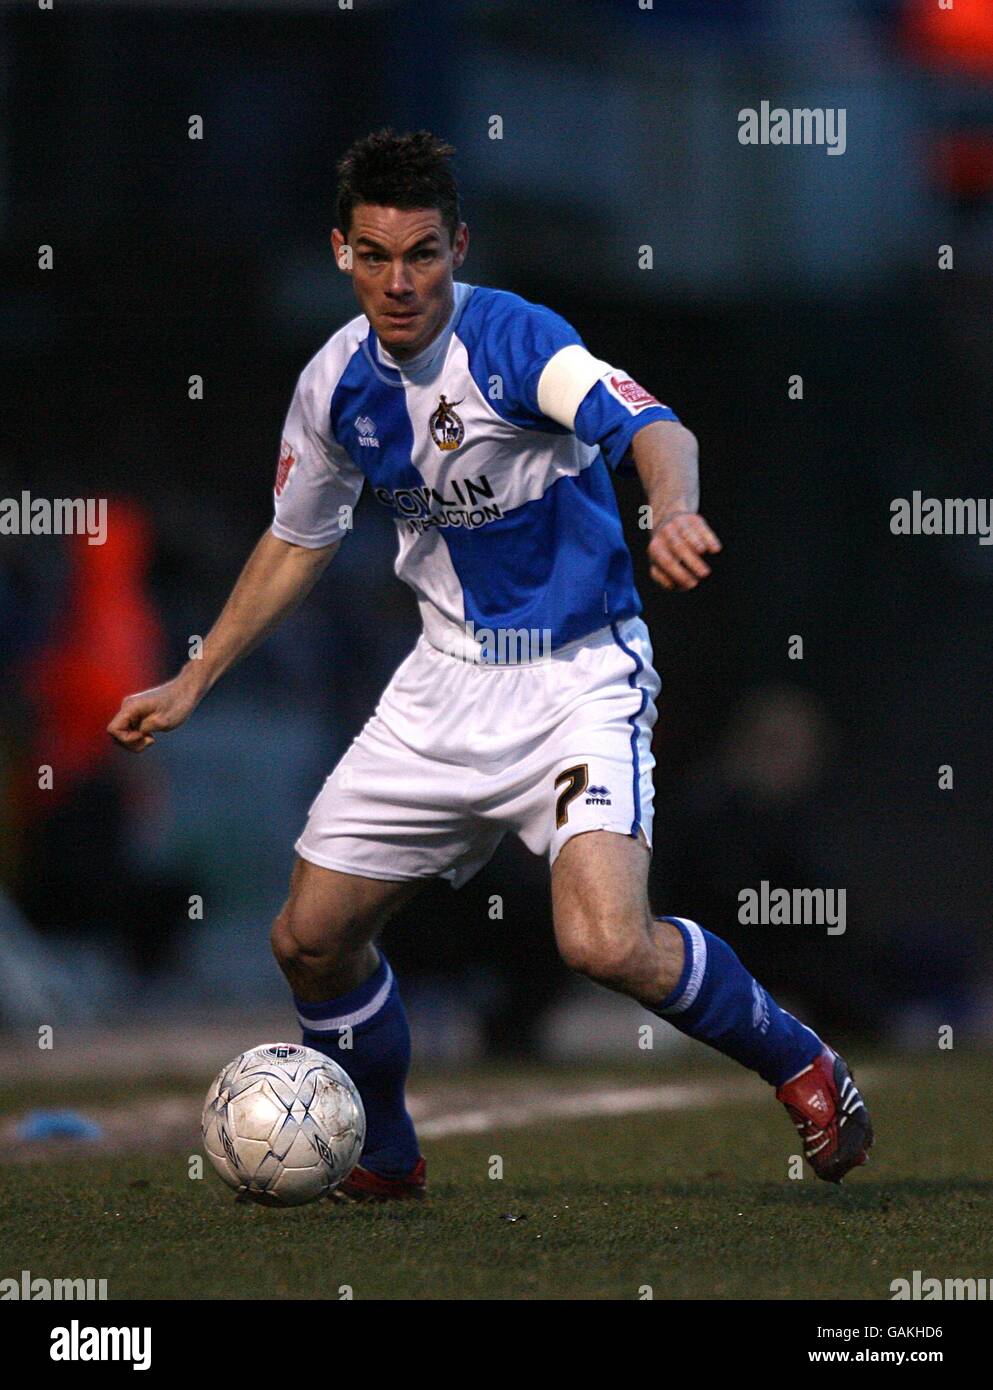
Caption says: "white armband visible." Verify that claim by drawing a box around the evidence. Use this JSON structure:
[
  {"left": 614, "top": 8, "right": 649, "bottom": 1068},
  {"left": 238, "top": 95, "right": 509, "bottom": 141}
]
[{"left": 536, "top": 345, "right": 614, "bottom": 430}]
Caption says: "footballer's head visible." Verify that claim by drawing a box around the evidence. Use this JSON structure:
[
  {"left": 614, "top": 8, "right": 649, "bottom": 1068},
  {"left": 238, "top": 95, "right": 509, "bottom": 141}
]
[{"left": 332, "top": 128, "right": 468, "bottom": 361}]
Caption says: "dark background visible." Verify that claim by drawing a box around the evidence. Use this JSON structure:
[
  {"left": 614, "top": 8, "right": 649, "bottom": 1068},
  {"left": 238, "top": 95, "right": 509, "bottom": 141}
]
[{"left": 1, "top": 0, "right": 991, "bottom": 1056}]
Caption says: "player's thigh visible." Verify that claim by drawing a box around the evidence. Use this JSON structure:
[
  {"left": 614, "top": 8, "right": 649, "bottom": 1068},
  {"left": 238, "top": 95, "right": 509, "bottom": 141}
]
[
  {"left": 274, "top": 855, "right": 423, "bottom": 960},
  {"left": 550, "top": 829, "right": 653, "bottom": 973}
]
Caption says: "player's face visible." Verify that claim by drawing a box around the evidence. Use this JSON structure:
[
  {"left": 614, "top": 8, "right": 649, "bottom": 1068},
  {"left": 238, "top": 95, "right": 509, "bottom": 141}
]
[{"left": 332, "top": 205, "right": 468, "bottom": 360}]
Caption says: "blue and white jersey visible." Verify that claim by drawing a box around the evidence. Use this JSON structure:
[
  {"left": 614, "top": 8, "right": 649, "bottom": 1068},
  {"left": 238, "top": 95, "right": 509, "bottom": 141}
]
[{"left": 272, "top": 281, "right": 679, "bottom": 660}]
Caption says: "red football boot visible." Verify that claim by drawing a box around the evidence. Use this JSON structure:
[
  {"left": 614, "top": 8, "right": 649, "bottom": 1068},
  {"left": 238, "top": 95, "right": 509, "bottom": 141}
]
[
  {"left": 330, "top": 1156, "right": 427, "bottom": 1203},
  {"left": 776, "top": 1046, "right": 874, "bottom": 1183}
]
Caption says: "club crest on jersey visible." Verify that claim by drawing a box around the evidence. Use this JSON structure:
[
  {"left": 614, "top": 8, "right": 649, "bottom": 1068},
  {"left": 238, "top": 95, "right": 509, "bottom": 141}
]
[
  {"left": 430, "top": 395, "right": 465, "bottom": 451},
  {"left": 275, "top": 439, "right": 296, "bottom": 496}
]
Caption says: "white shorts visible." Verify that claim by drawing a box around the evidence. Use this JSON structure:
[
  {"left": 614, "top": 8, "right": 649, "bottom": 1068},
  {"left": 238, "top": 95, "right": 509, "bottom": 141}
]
[{"left": 295, "top": 616, "right": 660, "bottom": 888}]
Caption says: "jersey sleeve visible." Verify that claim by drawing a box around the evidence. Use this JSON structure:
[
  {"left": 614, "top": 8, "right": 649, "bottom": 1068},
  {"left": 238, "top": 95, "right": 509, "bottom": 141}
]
[
  {"left": 538, "top": 346, "right": 682, "bottom": 472},
  {"left": 473, "top": 293, "right": 680, "bottom": 471},
  {"left": 270, "top": 365, "right": 364, "bottom": 547},
  {"left": 495, "top": 302, "right": 586, "bottom": 426},
  {"left": 571, "top": 368, "right": 681, "bottom": 472}
]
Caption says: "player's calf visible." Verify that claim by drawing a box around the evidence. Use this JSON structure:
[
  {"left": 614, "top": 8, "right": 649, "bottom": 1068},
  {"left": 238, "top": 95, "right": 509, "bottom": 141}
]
[
  {"left": 556, "top": 915, "right": 682, "bottom": 1000},
  {"left": 552, "top": 831, "right": 683, "bottom": 1001}
]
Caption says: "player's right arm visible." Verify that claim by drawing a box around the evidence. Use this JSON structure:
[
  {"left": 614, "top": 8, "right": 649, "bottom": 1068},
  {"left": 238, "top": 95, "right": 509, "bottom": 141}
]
[
  {"left": 107, "top": 530, "right": 338, "bottom": 752},
  {"left": 109, "top": 352, "right": 364, "bottom": 753}
]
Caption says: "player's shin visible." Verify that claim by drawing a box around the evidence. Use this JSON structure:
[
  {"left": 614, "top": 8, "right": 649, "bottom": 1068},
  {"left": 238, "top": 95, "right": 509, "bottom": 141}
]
[
  {"left": 651, "top": 916, "right": 823, "bottom": 1087},
  {"left": 294, "top": 952, "right": 421, "bottom": 1177}
]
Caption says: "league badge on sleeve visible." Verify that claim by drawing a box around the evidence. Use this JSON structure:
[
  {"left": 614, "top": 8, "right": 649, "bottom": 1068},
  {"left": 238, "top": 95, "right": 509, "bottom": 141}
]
[
  {"left": 605, "top": 374, "right": 666, "bottom": 414},
  {"left": 275, "top": 439, "right": 297, "bottom": 496}
]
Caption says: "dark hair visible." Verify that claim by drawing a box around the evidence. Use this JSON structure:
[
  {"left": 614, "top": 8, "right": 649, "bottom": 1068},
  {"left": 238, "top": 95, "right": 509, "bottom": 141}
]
[{"left": 336, "top": 128, "right": 461, "bottom": 243}]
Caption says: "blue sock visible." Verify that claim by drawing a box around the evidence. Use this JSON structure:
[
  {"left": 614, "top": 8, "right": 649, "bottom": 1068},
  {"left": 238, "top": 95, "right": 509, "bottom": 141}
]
[
  {"left": 653, "top": 917, "right": 823, "bottom": 1087},
  {"left": 295, "top": 952, "right": 420, "bottom": 1177}
]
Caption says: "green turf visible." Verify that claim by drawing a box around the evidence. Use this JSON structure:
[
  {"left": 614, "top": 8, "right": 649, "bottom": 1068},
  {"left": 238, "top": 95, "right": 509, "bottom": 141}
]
[{"left": 2, "top": 1053, "right": 991, "bottom": 1300}]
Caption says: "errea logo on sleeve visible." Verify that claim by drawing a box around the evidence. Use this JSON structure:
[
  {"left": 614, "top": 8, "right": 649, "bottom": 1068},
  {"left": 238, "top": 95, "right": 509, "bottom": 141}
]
[{"left": 604, "top": 375, "right": 665, "bottom": 414}]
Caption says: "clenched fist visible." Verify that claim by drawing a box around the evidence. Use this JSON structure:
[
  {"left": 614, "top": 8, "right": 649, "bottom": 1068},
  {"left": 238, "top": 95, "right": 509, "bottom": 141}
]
[
  {"left": 647, "top": 510, "right": 722, "bottom": 591},
  {"left": 107, "top": 669, "right": 204, "bottom": 752}
]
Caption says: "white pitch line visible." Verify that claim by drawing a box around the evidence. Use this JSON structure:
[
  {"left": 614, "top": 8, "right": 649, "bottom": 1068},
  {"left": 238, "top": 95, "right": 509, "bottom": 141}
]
[
  {"left": 0, "top": 1079, "right": 749, "bottom": 1164},
  {"left": 1, "top": 1069, "right": 881, "bottom": 1160},
  {"left": 415, "top": 1079, "right": 750, "bottom": 1139},
  {"left": 415, "top": 1067, "right": 881, "bottom": 1140}
]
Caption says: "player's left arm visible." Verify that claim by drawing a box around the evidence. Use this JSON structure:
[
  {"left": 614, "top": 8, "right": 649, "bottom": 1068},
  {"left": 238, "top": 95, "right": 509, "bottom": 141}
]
[
  {"left": 630, "top": 420, "right": 722, "bottom": 591},
  {"left": 504, "top": 305, "right": 721, "bottom": 590}
]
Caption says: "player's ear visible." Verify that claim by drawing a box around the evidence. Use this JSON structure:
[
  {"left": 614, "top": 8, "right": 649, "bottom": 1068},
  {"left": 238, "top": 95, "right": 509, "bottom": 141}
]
[
  {"left": 331, "top": 229, "right": 353, "bottom": 274},
  {"left": 451, "top": 222, "right": 469, "bottom": 270}
]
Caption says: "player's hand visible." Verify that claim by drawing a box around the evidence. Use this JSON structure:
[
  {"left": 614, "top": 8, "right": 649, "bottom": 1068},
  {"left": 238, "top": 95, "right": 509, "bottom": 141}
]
[
  {"left": 647, "top": 511, "right": 722, "bottom": 591},
  {"left": 107, "top": 670, "right": 204, "bottom": 752}
]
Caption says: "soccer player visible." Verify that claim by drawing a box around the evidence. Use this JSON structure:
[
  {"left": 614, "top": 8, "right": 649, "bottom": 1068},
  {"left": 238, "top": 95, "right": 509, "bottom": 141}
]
[{"left": 108, "top": 130, "right": 873, "bottom": 1198}]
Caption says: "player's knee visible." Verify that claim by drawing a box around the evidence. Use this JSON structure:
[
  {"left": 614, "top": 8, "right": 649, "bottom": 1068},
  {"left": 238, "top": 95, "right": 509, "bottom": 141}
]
[
  {"left": 270, "top": 906, "right": 347, "bottom": 977},
  {"left": 269, "top": 911, "right": 304, "bottom": 973}
]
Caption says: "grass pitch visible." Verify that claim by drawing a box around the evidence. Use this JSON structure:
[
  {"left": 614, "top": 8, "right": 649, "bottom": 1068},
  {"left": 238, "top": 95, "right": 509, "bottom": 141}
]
[{"left": 2, "top": 1052, "right": 991, "bottom": 1300}]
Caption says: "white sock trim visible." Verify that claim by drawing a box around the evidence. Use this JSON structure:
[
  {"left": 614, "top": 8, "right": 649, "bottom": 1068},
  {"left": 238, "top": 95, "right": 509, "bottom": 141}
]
[
  {"left": 658, "top": 918, "right": 707, "bottom": 1016},
  {"left": 297, "top": 962, "right": 394, "bottom": 1032}
]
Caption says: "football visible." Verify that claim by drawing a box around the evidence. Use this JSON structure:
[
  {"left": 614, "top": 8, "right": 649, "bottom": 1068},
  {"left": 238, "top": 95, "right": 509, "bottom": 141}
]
[{"left": 201, "top": 1043, "right": 365, "bottom": 1206}]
